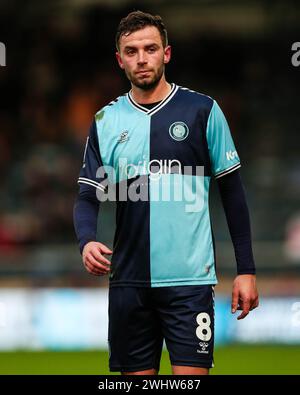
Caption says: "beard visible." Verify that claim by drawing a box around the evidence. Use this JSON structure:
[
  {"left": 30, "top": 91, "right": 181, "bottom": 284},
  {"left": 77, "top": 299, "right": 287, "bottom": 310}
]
[{"left": 126, "top": 62, "right": 165, "bottom": 91}]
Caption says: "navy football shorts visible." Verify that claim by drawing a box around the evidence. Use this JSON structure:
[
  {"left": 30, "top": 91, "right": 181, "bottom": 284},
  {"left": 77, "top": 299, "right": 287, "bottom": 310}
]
[{"left": 108, "top": 285, "right": 215, "bottom": 373}]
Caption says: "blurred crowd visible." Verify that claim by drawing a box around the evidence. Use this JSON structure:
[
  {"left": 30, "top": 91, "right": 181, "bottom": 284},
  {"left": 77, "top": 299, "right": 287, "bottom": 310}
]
[{"left": 0, "top": 3, "right": 125, "bottom": 251}]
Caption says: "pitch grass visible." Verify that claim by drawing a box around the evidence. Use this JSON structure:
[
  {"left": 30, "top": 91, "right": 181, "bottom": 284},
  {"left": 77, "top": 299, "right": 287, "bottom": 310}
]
[{"left": 0, "top": 345, "right": 299, "bottom": 375}]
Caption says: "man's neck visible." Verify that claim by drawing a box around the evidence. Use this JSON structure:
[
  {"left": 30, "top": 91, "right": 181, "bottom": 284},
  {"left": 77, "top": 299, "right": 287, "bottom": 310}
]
[{"left": 130, "top": 77, "right": 171, "bottom": 104}]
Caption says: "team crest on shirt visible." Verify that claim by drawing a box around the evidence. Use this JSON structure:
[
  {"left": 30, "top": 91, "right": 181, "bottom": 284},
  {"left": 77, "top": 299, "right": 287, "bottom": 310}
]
[{"left": 169, "top": 121, "right": 189, "bottom": 141}]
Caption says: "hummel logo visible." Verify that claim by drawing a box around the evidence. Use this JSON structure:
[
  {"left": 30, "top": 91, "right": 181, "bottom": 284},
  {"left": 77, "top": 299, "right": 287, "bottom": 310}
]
[
  {"left": 226, "top": 150, "right": 238, "bottom": 161},
  {"left": 118, "top": 131, "right": 129, "bottom": 143},
  {"left": 199, "top": 342, "right": 209, "bottom": 350},
  {"left": 197, "top": 342, "right": 209, "bottom": 354}
]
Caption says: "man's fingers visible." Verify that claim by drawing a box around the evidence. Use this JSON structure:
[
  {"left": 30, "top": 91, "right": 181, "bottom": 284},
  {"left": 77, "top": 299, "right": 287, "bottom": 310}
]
[
  {"left": 231, "top": 289, "right": 239, "bottom": 313},
  {"left": 237, "top": 310, "right": 249, "bottom": 320},
  {"left": 99, "top": 243, "right": 113, "bottom": 255},
  {"left": 90, "top": 249, "right": 111, "bottom": 266},
  {"left": 250, "top": 297, "right": 259, "bottom": 311},
  {"left": 84, "top": 260, "right": 107, "bottom": 276},
  {"left": 84, "top": 259, "right": 104, "bottom": 273},
  {"left": 86, "top": 255, "right": 110, "bottom": 272},
  {"left": 82, "top": 242, "right": 112, "bottom": 276},
  {"left": 237, "top": 300, "right": 251, "bottom": 320},
  {"left": 235, "top": 297, "right": 259, "bottom": 317},
  {"left": 231, "top": 275, "right": 259, "bottom": 319}
]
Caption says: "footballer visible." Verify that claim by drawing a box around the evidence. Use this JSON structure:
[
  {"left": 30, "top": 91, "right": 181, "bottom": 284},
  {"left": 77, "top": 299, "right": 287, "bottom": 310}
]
[{"left": 74, "top": 10, "right": 259, "bottom": 375}]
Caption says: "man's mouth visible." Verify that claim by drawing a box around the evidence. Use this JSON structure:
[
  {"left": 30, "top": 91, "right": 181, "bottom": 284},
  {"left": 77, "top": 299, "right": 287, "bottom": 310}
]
[{"left": 136, "top": 70, "right": 151, "bottom": 75}]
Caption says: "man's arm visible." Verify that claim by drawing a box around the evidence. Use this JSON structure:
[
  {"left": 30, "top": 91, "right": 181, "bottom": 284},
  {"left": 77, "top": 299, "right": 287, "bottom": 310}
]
[
  {"left": 73, "top": 188, "right": 112, "bottom": 276},
  {"left": 217, "top": 169, "right": 259, "bottom": 319},
  {"left": 73, "top": 189, "right": 99, "bottom": 255},
  {"left": 205, "top": 100, "right": 259, "bottom": 320},
  {"left": 73, "top": 119, "right": 112, "bottom": 276}
]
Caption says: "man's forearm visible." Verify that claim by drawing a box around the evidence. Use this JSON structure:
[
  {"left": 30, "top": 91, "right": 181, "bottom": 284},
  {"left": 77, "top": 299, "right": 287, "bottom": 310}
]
[
  {"left": 217, "top": 170, "right": 256, "bottom": 275},
  {"left": 73, "top": 189, "right": 99, "bottom": 254}
]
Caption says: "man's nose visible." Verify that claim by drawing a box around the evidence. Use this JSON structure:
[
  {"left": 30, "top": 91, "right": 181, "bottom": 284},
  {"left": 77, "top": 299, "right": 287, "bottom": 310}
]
[{"left": 137, "top": 51, "right": 147, "bottom": 65}]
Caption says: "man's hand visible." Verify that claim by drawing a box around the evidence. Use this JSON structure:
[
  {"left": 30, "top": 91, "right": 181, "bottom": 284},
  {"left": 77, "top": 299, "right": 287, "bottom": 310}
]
[
  {"left": 231, "top": 274, "right": 259, "bottom": 320},
  {"left": 82, "top": 241, "right": 113, "bottom": 276}
]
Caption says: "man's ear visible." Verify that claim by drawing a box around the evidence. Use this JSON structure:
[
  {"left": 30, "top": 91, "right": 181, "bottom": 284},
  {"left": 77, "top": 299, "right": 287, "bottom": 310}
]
[
  {"left": 164, "top": 45, "right": 171, "bottom": 64},
  {"left": 115, "top": 52, "right": 124, "bottom": 69}
]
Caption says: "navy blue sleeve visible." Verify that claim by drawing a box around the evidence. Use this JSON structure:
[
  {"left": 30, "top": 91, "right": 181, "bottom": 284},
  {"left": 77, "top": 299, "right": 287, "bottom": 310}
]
[
  {"left": 217, "top": 169, "right": 256, "bottom": 275},
  {"left": 73, "top": 190, "right": 99, "bottom": 254},
  {"left": 73, "top": 120, "right": 107, "bottom": 254}
]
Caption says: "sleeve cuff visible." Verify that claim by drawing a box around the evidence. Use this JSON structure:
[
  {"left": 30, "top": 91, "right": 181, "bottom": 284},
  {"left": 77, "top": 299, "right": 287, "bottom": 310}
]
[
  {"left": 78, "top": 177, "right": 107, "bottom": 192},
  {"left": 237, "top": 268, "right": 256, "bottom": 275},
  {"left": 214, "top": 162, "right": 241, "bottom": 179}
]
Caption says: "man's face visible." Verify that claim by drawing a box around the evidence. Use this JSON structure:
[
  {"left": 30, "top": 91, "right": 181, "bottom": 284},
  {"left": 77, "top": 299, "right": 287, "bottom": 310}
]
[{"left": 116, "top": 26, "right": 171, "bottom": 90}]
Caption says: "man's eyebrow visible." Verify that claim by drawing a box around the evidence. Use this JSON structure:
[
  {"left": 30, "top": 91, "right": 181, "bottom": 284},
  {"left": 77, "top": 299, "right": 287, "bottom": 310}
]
[
  {"left": 145, "top": 43, "right": 159, "bottom": 48},
  {"left": 124, "top": 45, "right": 136, "bottom": 50},
  {"left": 123, "top": 43, "right": 160, "bottom": 50}
]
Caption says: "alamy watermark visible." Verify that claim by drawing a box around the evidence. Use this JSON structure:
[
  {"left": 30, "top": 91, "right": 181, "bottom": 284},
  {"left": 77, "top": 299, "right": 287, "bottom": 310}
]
[
  {"left": 79, "top": 159, "right": 206, "bottom": 213},
  {"left": 291, "top": 42, "right": 300, "bottom": 67},
  {"left": 0, "top": 42, "right": 6, "bottom": 66}
]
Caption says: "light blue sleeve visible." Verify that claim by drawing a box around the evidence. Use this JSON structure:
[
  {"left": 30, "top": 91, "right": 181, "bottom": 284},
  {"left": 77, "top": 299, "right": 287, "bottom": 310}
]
[{"left": 206, "top": 100, "right": 241, "bottom": 179}]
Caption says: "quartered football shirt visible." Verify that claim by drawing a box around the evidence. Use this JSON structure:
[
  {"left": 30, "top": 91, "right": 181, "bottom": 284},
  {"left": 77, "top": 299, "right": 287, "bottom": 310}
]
[{"left": 77, "top": 83, "right": 241, "bottom": 287}]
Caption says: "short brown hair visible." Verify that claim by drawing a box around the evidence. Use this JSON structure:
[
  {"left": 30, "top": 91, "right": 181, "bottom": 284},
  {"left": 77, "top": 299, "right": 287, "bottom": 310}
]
[{"left": 115, "top": 10, "right": 168, "bottom": 51}]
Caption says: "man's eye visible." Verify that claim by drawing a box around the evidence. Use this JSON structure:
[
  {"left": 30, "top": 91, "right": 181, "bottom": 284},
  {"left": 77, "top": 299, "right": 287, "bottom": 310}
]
[
  {"left": 148, "top": 47, "right": 156, "bottom": 53},
  {"left": 127, "top": 50, "right": 135, "bottom": 55}
]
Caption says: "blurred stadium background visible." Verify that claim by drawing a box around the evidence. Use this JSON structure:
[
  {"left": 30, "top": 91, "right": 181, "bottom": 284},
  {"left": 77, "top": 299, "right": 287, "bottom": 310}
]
[{"left": 0, "top": 0, "right": 300, "bottom": 375}]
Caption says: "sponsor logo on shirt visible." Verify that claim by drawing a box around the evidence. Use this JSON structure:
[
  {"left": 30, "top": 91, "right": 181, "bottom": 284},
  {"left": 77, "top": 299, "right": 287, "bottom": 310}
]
[
  {"left": 118, "top": 131, "right": 129, "bottom": 143},
  {"left": 226, "top": 150, "right": 238, "bottom": 161}
]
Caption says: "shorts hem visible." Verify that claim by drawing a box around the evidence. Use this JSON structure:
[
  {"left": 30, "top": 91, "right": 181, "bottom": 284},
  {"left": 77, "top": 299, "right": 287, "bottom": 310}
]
[
  {"left": 170, "top": 360, "right": 213, "bottom": 369},
  {"left": 109, "top": 280, "right": 218, "bottom": 288},
  {"left": 110, "top": 365, "right": 160, "bottom": 373}
]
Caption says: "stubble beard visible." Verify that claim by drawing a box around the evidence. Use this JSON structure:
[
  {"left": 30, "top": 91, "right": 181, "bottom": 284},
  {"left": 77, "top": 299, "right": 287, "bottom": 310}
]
[{"left": 126, "top": 62, "right": 165, "bottom": 91}]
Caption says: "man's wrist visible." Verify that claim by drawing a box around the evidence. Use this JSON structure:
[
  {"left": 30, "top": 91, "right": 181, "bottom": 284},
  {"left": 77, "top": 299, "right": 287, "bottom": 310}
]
[
  {"left": 236, "top": 269, "right": 256, "bottom": 275},
  {"left": 80, "top": 238, "right": 96, "bottom": 254}
]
